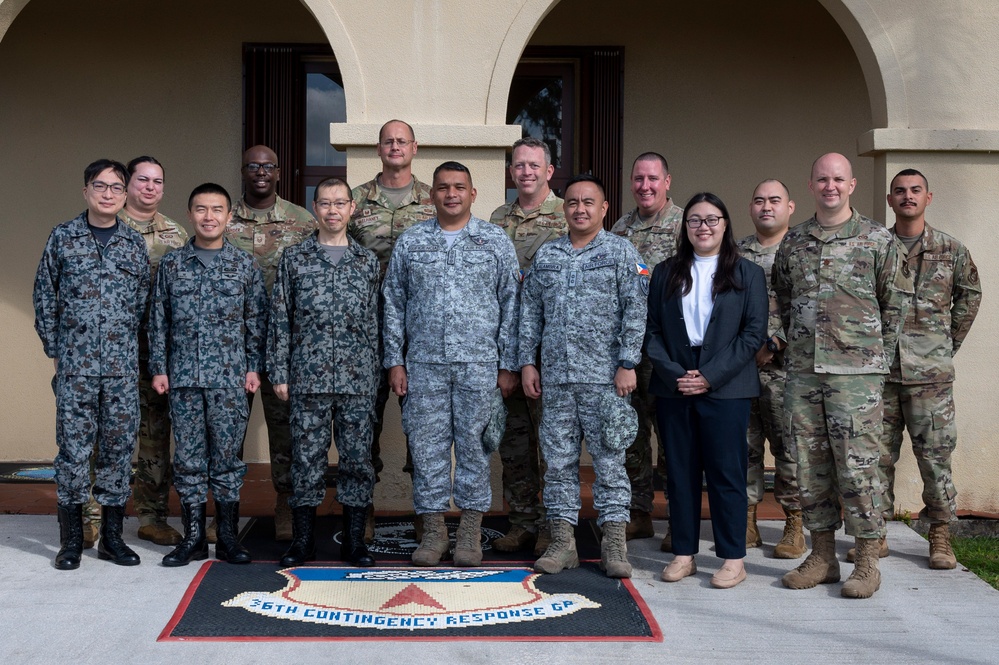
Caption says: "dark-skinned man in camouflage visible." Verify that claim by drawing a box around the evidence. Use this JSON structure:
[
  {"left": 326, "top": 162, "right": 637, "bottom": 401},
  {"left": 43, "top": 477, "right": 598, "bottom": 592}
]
[
  {"left": 521, "top": 174, "right": 647, "bottom": 579},
  {"left": 269, "top": 177, "right": 380, "bottom": 568},
  {"left": 150, "top": 183, "right": 268, "bottom": 567},
  {"left": 34, "top": 159, "right": 150, "bottom": 570}
]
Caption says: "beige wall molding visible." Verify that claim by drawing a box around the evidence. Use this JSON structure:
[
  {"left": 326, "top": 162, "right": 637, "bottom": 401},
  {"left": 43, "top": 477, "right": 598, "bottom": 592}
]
[
  {"left": 331, "top": 123, "right": 522, "bottom": 150},
  {"left": 859, "top": 128, "right": 999, "bottom": 155}
]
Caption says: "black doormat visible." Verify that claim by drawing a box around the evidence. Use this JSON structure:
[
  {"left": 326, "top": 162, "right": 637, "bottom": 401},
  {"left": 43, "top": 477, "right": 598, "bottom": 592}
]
[
  {"left": 159, "top": 561, "right": 661, "bottom": 641},
  {"left": 238, "top": 515, "right": 601, "bottom": 563}
]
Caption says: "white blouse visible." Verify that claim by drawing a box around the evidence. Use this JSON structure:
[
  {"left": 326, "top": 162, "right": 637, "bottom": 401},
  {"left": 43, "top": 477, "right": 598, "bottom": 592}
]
[{"left": 681, "top": 254, "right": 718, "bottom": 346}]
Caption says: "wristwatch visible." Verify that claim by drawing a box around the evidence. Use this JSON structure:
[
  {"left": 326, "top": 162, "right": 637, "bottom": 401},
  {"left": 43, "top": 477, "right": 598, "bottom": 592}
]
[
  {"left": 618, "top": 360, "right": 636, "bottom": 370},
  {"left": 766, "top": 338, "right": 781, "bottom": 354}
]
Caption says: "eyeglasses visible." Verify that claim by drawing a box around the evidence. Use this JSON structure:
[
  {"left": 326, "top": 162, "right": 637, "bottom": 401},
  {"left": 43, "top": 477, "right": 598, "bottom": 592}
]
[
  {"left": 315, "top": 200, "right": 352, "bottom": 211},
  {"left": 380, "top": 139, "right": 413, "bottom": 148},
  {"left": 90, "top": 181, "right": 126, "bottom": 195},
  {"left": 244, "top": 162, "right": 277, "bottom": 173},
  {"left": 686, "top": 215, "right": 724, "bottom": 228}
]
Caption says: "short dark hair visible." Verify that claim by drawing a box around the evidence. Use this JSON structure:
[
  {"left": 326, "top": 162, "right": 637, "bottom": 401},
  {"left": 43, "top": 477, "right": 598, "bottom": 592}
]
[
  {"left": 314, "top": 177, "right": 353, "bottom": 202},
  {"left": 754, "top": 178, "right": 790, "bottom": 199},
  {"left": 512, "top": 137, "right": 552, "bottom": 167},
  {"left": 84, "top": 159, "right": 129, "bottom": 187},
  {"left": 188, "top": 182, "right": 232, "bottom": 211},
  {"left": 890, "top": 168, "right": 928, "bottom": 191},
  {"left": 633, "top": 152, "right": 669, "bottom": 175},
  {"left": 379, "top": 119, "right": 415, "bottom": 142},
  {"left": 433, "top": 161, "right": 473, "bottom": 186},
  {"left": 564, "top": 173, "right": 605, "bottom": 199},
  {"left": 126, "top": 155, "right": 164, "bottom": 179}
]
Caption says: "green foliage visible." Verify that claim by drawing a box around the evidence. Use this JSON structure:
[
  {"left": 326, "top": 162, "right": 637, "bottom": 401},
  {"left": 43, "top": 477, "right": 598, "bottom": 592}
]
[{"left": 951, "top": 537, "right": 999, "bottom": 591}]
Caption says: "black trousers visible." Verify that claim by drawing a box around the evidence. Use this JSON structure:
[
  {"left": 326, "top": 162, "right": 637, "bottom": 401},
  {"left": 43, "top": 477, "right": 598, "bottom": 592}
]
[{"left": 657, "top": 394, "right": 750, "bottom": 560}]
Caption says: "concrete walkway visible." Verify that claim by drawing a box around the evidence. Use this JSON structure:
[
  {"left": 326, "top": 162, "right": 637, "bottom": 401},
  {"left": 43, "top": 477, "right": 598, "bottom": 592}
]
[{"left": 1, "top": 516, "right": 997, "bottom": 664}]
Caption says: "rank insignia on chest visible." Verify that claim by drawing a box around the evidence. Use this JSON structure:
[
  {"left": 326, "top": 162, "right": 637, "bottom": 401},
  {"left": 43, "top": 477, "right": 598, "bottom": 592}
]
[{"left": 636, "top": 263, "right": 649, "bottom": 276}]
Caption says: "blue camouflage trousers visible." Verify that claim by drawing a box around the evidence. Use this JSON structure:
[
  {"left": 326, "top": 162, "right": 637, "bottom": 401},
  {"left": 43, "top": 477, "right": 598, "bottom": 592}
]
[
  {"left": 540, "top": 383, "right": 630, "bottom": 527},
  {"left": 785, "top": 372, "right": 886, "bottom": 539},
  {"left": 878, "top": 381, "right": 958, "bottom": 524},
  {"left": 170, "top": 387, "right": 248, "bottom": 504},
  {"left": 54, "top": 375, "right": 139, "bottom": 506},
  {"left": 404, "top": 361, "right": 497, "bottom": 514},
  {"left": 289, "top": 393, "right": 376, "bottom": 509}
]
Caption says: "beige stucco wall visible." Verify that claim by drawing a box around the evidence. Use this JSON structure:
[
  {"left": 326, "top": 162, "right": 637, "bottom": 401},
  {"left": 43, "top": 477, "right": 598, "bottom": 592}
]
[{"left": 0, "top": 0, "right": 996, "bottom": 515}]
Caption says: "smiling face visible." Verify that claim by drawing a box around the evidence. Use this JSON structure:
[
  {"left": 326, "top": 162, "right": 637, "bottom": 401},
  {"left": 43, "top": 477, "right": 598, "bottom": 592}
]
[
  {"left": 126, "top": 161, "right": 165, "bottom": 217},
  {"left": 241, "top": 145, "right": 280, "bottom": 204},
  {"left": 432, "top": 168, "right": 476, "bottom": 226},
  {"left": 686, "top": 201, "right": 727, "bottom": 257},
  {"left": 83, "top": 167, "right": 127, "bottom": 223},
  {"left": 888, "top": 174, "right": 932, "bottom": 222},
  {"left": 564, "top": 180, "right": 608, "bottom": 239},
  {"left": 313, "top": 182, "right": 356, "bottom": 239},
  {"left": 188, "top": 193, "right": 231, "bottom": 248},
  {"left": 631, "top": 157, "right": 671, "bottom": 217},
  {"left": 509, "top": 144, "right": 553, "bottom": 202},
  {"left": 808, "top": 153, "right": 856, "bottom": 222}
]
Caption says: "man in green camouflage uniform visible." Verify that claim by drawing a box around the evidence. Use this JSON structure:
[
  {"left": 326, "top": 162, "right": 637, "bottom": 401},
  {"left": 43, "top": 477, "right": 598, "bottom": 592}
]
[
  {"left": 350, "top": 120, "right": 436, "bottom": 538},
  {"left": 774, "top": 153, "right": 912, "bottom": 599},
  {"left": 488, "top": 137, "right": 567, "bottom": 555},
  {"left": 269, "top": 177, "right": 380, "bottom": 568},
  {"left": 876, "top": 168, "right": 981, "bottom": 570},
  {"left": 737, "top": 180, "right": 804, "bottom": 558},
  {"left": 610, "top": 152, "right": 682, "bottom": 548},
  {"left": 225, "top": 145, "right": 316, "bottom": 541}
]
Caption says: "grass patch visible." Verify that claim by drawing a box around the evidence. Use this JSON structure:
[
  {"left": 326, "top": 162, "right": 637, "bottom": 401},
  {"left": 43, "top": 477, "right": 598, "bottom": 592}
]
[{"left": 951, "top": 537, "right": 999, "bottom": 591}]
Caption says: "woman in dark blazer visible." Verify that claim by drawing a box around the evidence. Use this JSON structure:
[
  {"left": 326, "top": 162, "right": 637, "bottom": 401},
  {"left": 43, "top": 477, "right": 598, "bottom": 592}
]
[{"left": 646, "top": 192, "right": 768, "bottom": 589}]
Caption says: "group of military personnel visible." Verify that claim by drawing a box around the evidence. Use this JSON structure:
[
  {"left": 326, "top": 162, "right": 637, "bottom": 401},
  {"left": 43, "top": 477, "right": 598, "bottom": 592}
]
[{"left": 34, "top": 119, "right": 980, "bottom": 600}]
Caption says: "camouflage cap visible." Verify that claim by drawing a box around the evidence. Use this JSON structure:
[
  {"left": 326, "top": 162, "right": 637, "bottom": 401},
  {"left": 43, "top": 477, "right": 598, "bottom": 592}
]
[
  {"left": 482, "top": 388, "right": 508, "bottom": 454},
  {"left": 600, "top": 392, "right": 639, "bottom": 452}
]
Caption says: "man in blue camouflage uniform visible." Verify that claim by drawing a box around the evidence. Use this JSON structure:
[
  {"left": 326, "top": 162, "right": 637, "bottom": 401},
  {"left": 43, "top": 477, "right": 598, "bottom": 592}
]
[
  {"left": 350, "top": 120, "right": 437, "bottom": 541},
  {"left": 521, "top": 174, "right": 647, "bottom": 579},
  {"left": 488, "top": 137, "right": 568, "bottom": 556},
  {"left": 383, "top": 161, "right": 520, "bottom": 567},
  {"left": 225, "top": 145, "right": 316, "bottom": 542},
  {"left": 150, "top": 183, "right": 268, "bottom": 567},
  {"left": 611, "top": 152, "right": 683, "bottom": 548},
  {"left": 738, "top": 179, "right": 805, "bottom": 558},
  {"left": 33, "top": 159, "right": 150, "bottom": 570},
  {"left": 269, "top": 177, "right": 380, "bottom": 568},
  {"left": 875, "top": 169, "right": 981, "bottom": 570}
]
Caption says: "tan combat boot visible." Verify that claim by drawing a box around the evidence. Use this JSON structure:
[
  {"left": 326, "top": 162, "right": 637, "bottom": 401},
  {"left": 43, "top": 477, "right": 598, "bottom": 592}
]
[
  {"left": 773, "top": 509, "right": 807, "bottom": 559},
  {"left": 746, "top": 504, "right": 763, "bottom": 548},
  {"left": 534, "top": 520, "right": 579, "bottom": 574},
  {"left": 82, "top": 520, "right": 99, "bottom": 550},
  {"left": 274, "top": 491, "right": 293, "bottom": 542},
  {"left": 782, "top": 529, "right": 841, "bottom": 589},
  {"left": 453, "top": 510, "right": 483, "bottom": 567},
  {"left": 846, "top": 536, "right": 888, "bottom": 562},
  {"left": 841, "top": 537, "right": 882, "bottom": 598},
  {"left": 928, "top": 523, "right": 957, "bottom": 570},
  {"left": 532, "top": 523, "right": 552, "bottom": 557},
  {"left": 660, "top": 521, "right": 673, "bottom": 553},
  {"left": 412, "top": 513, "right": 449, "bottom": 566},
  {"left": 600, "top": 521, "right": 633, "bottom": 578},
  {"left": 494, "top": 524, "right": 535, "bottom": 553},
  {"left": 626, "top": 509, "right": 654, "bottom": 540}
]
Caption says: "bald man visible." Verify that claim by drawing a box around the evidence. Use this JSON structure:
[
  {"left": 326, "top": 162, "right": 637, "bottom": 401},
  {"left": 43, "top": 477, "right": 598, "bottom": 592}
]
[
  {"left": 224, "top": 144, "right": 317, "bottom": 542},
  {"left": 772, "top": 153, "right": 911, "bottom": 599}
]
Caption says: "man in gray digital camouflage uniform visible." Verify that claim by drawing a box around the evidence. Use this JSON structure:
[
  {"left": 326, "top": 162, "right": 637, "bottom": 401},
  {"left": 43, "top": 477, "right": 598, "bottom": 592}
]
[
  {"left": 774, "top": 153, "right": 912, "bottom": 599},
  {"left": 488, "top": 137, "right": 567, "bottom": 556},
  {"left": 150, "top": 183, "right": 268, "bottom": 567},
  {"left": 737, "top": 179, "right": 805, "bottom": 558},
  {"left": 225, "top": 145, "right": 316, "bottom": 542},
  {"left": 34, "top": 159, "right": 150, "bottom": 570},
  {"left": 875, "top": 168, "right": 981, "bottom": 570},
  {"left": 350, "top": 120, "right": 437, "bottom": 540},
  {"left": 521, "top": 173, "right": 647, "bottom": 579},
  {"left": 382, "top": 161, "right": 520, "bottom": 568},
  {"left": 611, "top": 152, "right": 683, "bottom": 549},
  {"left": 269, "top": 177, "right": 380, "bottom": 568}
]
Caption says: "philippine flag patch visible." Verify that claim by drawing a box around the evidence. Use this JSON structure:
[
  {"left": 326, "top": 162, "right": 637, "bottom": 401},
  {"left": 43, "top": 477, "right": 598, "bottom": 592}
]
[{"left": 636, "top": 263, "right": 650, "bottom": 276}]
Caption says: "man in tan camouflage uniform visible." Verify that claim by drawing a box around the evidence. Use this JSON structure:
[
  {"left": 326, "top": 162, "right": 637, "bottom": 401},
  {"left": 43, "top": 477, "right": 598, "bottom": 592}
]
[
  {"left": 350, "top": 120, "right": 436, "bottom": 539},
  {"left": 737, "top": 180, "right": 804, "bottom": 558},
  {"left": 610, "top": 152, "right": 683, "bottom": 549},
  {"left": 225, "top": 145, "right": 316, "bottom": 541},
  {"left": 774, "top": 153, "right": 912, "bottom": 599},
  {"left": 488, "top": 137, "right": 567, "bottom": 556},
  {"left": 875, "top": 168, "right": 981, "bottom": 570}
]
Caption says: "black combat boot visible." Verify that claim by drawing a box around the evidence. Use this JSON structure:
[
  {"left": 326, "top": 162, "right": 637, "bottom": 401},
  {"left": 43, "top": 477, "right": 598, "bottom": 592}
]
[
  {"left": 162, "top": 503, "right": 209, "bottom": 567},
  {"left": 97, "top": 505, "right": 141, "bottom": 566},
  {"left": 55, "top": 503, "right": 84, "bottom": 570},
  {"left": 214, "top": 501, "right": 252, "bottom": 564},
  {"left": 341, "top": 505, "right": 376, "bottom": 567},
  {"left": 280, "top": 506, "right": 317, "bottom": 567}
]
